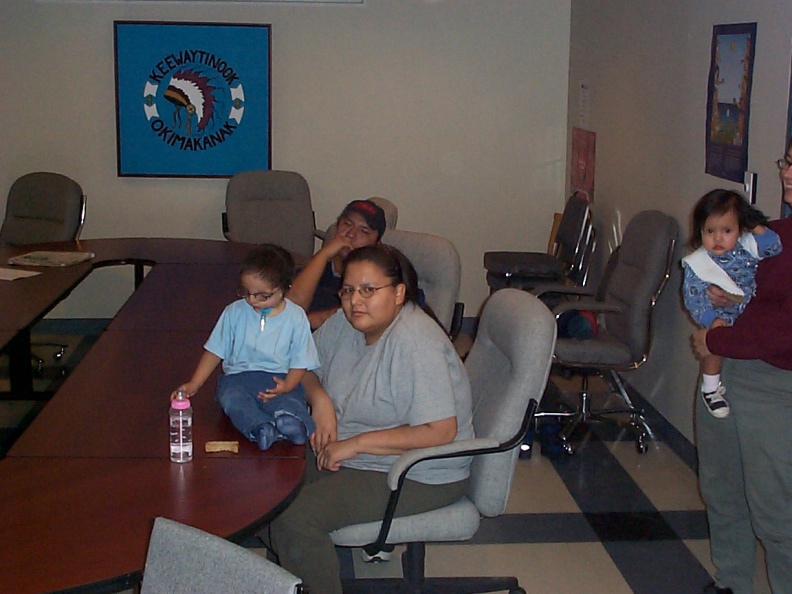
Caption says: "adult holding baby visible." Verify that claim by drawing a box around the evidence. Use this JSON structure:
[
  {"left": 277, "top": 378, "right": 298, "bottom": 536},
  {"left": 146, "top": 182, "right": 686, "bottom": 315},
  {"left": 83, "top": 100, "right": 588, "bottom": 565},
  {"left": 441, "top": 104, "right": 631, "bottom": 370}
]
[{"left": 691, "top": 143, "right": 792, "bottom": 594}]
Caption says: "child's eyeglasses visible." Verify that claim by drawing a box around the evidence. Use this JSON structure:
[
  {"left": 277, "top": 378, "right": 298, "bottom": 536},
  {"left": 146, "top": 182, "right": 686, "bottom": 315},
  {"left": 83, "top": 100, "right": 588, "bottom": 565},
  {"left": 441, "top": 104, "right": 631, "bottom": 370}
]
[
  {"left": 337, "top": 284, "right": 394, "bottom": 300},
  {"left": 237, "top": 287, "right": 281, "bottom": 301}
]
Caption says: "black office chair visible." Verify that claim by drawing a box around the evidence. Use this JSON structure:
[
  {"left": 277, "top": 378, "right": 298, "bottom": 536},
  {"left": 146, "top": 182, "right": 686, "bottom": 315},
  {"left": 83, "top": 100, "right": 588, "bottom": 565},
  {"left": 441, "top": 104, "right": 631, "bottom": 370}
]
[
  {"left": 533, "top": 210, "right": 678, "bottom": 454},
  {"left": 0, "top": 172, "right": 87, "bottom": 376},
  {"left": 484, "top": 192, "right": 595, "bottom": 293},
  {"left": 222, "top": 170, "right": 317, "bottom": 259}
]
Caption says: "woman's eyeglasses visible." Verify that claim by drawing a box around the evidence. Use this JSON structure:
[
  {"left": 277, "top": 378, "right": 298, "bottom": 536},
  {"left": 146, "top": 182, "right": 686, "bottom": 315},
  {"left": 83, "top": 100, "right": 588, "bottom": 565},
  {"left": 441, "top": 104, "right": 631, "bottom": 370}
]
[
  {"left": 237, "top": 287, "right": 280, "bottom": 301},
  {"left": 337, "top": 284, "right": 394, "bottom": 300},
  {"left": 776, "top": 157, "right": 792, "bottom": 170}
]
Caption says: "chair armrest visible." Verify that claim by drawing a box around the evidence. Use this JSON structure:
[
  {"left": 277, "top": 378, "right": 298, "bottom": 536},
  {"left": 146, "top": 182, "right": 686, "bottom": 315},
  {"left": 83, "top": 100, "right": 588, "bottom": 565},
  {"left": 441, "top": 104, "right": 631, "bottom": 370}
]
[
  {"left": 221, "top": 212, "right": 230, "bottom": 240},
  {"left": 552, "top": 300, "right": 622, "bottom": 317},
  {"left": 448, "top": 302, "right": 465, "bottom": 341},
  {"left": 532, "top": 284, "right": 594, "bottom": 299},
  {"left": 362, "top": 399, "right": 539, "bottom": 557},
  {"left": 386, "top": 437, "right": 499, "bottom": 490}
]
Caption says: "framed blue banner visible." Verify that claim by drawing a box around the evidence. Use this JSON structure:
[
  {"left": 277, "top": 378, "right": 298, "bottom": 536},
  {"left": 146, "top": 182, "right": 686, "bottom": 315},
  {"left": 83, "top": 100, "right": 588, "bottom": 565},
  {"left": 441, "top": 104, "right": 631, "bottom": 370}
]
[{"left": 114, "top": 21, "right": 271, "bottom": 178}]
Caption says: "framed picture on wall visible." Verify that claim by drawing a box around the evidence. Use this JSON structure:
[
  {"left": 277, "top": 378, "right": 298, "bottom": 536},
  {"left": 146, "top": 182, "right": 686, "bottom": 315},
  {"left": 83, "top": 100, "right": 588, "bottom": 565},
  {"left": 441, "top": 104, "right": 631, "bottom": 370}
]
[
  {"left": 571, "top": 127, "right": 596, "bottom": 201},
  {"left": 114, "top": 21, "right": 271, "bottom": 178},
  {"left": 704, "top": 22, "right": 757, "bottom": 184}
]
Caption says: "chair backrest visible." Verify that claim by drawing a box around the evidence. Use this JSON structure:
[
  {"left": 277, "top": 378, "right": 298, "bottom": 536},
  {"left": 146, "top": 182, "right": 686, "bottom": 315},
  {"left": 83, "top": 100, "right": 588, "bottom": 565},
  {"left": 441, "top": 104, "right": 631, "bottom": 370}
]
[
  {"left": 554, "top": 193, "right": 591, "bottom": 270},
  {"left": 464, "top": 289, "right": 556, "bottom": 516},
  {"left": 599, "top": 210, "right": 678, "bottom": 362},
  {"left": 0, "top": 172, "right": 85, "bottom": 247},
  {"left": 141, "top": 517, "right": 302, "bottom": 594},
  {"left": 382, "top": 229, "right": 461, "bottom": 334},
  {"left": 224, "top": 170, "right": 315, "bottom": 258},
  {"left": 368, "top": 196, "right": 398, "bottom": 230}
]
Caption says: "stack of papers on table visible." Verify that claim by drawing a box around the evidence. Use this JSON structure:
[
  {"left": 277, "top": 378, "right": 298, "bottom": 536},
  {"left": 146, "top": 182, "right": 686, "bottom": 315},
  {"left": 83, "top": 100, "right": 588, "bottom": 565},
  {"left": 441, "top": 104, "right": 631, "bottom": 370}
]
[
  {"left": 7, "top": 251, "right": 95, "bottom": 267},
  {"left": 0, "top": 268, "right": 41, "bottom": 281}
]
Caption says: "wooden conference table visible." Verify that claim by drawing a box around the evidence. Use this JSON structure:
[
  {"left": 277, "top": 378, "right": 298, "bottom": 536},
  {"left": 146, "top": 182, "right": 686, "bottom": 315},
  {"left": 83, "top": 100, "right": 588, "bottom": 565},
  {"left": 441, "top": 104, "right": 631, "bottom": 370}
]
[{"left": 0, "top": 239, "right": 307, "bottom": 594}]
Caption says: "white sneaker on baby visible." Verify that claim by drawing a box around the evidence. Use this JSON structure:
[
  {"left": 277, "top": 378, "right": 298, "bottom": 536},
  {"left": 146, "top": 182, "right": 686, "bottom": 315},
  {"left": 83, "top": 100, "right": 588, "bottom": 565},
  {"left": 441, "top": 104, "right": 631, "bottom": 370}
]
[{"left": 702, "top": 383, "right": 730, "bottom": 418}]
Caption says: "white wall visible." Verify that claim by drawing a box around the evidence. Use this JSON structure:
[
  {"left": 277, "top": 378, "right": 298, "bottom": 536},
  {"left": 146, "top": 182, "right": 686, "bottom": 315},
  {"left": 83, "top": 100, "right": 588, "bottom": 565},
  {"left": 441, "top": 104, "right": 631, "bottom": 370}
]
[
  {"left": 0, "top": 0, "right": 572, "bottom": 318},
  {"left": 569, "top": 0, "right": 792, "bottom": 440}
]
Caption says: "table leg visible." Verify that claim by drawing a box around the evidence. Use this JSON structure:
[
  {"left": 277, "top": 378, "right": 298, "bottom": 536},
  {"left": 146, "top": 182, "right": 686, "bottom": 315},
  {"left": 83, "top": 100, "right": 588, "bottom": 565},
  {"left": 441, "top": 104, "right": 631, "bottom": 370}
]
[{"left": 7, "top": 328, "right": 33, "bottom": 395}]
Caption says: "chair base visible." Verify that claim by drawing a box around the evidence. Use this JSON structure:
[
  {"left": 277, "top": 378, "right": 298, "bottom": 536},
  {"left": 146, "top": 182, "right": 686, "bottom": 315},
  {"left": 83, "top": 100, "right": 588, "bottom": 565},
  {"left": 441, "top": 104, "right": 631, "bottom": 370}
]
[
  {"left": 342, "top": 577, "right": 525, "bottom": 594},
  {"left": 342, "top": 542, "right": 525, "bottom": 594},
  {"left": 538, "top": 369, "right": 650, "bottom": 455}
]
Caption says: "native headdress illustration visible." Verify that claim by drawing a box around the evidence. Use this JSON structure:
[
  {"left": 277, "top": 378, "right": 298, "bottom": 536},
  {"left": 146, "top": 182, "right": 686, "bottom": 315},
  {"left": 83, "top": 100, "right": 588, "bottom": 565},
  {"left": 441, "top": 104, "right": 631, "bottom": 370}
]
[{"left": 163, "top": 69, "right": 218, "bottom": 136}]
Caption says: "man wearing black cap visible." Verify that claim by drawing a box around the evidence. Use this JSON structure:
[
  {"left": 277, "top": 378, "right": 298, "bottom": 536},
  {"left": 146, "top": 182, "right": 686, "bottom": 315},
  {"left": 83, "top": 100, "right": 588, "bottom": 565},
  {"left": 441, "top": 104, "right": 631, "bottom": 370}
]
[{"left": 289, "top": 199, "right": 387, "bottom": 329}]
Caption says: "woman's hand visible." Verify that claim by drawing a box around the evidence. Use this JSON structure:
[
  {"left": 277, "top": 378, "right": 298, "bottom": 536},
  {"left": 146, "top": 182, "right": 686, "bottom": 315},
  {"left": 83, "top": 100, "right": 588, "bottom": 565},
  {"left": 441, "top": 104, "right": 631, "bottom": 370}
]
[
  {"left": 309, "top": 391, "right": 337, "bottom": 454},
  {"left": 691, "top": 328, "right": 712, "bottom": 360},
  {"left": 316, "top": 438, "right": 358, "bottom": 472}
]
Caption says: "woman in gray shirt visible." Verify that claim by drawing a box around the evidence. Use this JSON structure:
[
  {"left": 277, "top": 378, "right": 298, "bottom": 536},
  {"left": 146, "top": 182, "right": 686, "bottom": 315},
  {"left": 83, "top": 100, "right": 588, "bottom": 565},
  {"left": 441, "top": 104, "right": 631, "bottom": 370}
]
[{"left": 266, "top": 244, "right": 473, "bottom": 594}]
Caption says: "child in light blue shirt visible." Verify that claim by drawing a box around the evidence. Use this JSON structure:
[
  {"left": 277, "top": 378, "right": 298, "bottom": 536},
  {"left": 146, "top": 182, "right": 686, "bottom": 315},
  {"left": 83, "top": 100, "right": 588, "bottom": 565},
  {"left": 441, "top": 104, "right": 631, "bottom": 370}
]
[{"left": 173, "top": 244, "right": 319, "bottom": 450}]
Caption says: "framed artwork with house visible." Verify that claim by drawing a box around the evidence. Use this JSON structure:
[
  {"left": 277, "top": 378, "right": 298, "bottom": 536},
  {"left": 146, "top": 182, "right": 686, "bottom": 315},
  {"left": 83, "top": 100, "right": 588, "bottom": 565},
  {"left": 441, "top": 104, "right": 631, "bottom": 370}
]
[{"left": 704, "top": 22, "right": 756, "bottom": 184}]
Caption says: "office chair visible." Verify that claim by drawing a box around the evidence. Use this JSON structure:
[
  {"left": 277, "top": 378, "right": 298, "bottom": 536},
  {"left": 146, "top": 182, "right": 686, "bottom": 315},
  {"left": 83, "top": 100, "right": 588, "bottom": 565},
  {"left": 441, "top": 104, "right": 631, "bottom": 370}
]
[
  {"left": 533, "top": 209, "right": 678, "bottom": 454},
  {"left": 382, "top": 229, "right": 465, "bottom": 340},
  {"left": 330, "top": 289, "right": 556, "bottom": 594},
  {"left": 0, "top": 172, "right": 87, "bottom": 376},
  {"left": 483, "top": 192, "right": 595, "bottom": 293},
  {"left": 222, "top": 170, "right": 316, "bottom": 258},
  {"left": 141, "top": 517, "right": 306, "bottom": 594},
  {"left": 314, "top": 196, "right": 399, "bottom": 242},
  {"left": 0, "top": 172, "right": 86, "bottom": 247}
]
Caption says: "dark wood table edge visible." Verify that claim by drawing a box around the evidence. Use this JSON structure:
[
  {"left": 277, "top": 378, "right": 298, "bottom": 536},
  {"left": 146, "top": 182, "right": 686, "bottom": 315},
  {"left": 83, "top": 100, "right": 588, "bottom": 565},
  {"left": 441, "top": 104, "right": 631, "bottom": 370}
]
[
  {"left": 1, "top": 238, "right": 307, "bottom": 593},
  {"left": 42, "top": 472, "right": 306, "bottom": 594}
]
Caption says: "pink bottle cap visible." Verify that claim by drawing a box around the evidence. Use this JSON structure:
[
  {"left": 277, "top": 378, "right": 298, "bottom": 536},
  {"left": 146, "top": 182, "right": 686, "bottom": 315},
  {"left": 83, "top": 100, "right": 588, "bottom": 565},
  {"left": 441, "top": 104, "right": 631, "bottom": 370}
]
[{"left": 171, "top": 397, "right": 191, "bottom": 410}]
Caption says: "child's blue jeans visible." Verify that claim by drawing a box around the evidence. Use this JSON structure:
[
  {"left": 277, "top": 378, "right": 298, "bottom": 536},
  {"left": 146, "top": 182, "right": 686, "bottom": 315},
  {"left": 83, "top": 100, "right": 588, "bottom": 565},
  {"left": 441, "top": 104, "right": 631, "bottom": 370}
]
[{"left": 215, "top": 371, "right": 316, "bottom": 441}]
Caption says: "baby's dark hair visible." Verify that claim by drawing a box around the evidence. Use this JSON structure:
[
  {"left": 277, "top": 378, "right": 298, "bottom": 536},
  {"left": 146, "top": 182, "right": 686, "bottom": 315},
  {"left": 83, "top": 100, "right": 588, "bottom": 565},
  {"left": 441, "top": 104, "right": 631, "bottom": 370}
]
[
  {"left": 240, "top": 244, "right": 295, "bottom": 290},
  {"left": 690, "top": 189, "right": 769, "bottom": 249}
]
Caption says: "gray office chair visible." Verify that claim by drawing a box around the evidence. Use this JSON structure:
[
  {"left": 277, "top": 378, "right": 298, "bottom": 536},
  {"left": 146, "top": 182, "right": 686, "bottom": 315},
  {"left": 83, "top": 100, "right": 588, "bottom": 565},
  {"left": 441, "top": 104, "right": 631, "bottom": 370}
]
[
  {"left": 330, "top": 289, "right": 556, "bottom": 594},
  {"left": 0, "top": 172, "right": 86, "bottom": 247},
  {"left": 484, "top": 192, "right": 595, "bottom": 292},
  {"left": 141, "top": 517, "right": 306, "bottom": 594},
  {"left": 383, "top": 229, "right": 464, "bottom": 340},
  {"left": 0, "top": 172, "right": 86, "bottom": 375},
  {"left": 533, "top": 210, "right": 678, "bottom": 454},
  {"left": 315, "top": 196, "right": 399, "bottom": 242},
  {"left": 222, "top": 170, "right": 316, "bottom": 258}
]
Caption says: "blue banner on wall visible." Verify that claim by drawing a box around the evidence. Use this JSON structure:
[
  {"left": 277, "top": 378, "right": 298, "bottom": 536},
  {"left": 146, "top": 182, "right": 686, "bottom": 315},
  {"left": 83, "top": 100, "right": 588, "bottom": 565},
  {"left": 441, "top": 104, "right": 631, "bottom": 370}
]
[{"left": 114, "top": 21, "right": 271, "bottom": 178}]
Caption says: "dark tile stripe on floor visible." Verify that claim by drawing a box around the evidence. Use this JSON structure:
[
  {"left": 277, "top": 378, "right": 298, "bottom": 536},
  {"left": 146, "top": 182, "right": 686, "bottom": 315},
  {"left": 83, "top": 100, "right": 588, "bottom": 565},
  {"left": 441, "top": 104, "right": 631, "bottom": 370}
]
[{"left": 549, "top": 425, "right": 711, "bottom": 593}]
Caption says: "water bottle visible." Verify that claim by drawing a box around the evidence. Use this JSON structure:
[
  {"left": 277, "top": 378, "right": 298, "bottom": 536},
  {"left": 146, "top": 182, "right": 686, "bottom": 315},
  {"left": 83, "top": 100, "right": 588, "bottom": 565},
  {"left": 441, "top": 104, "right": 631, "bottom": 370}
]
[{"left": 169, "top": 389, "right": 193, "bottom": 463}]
